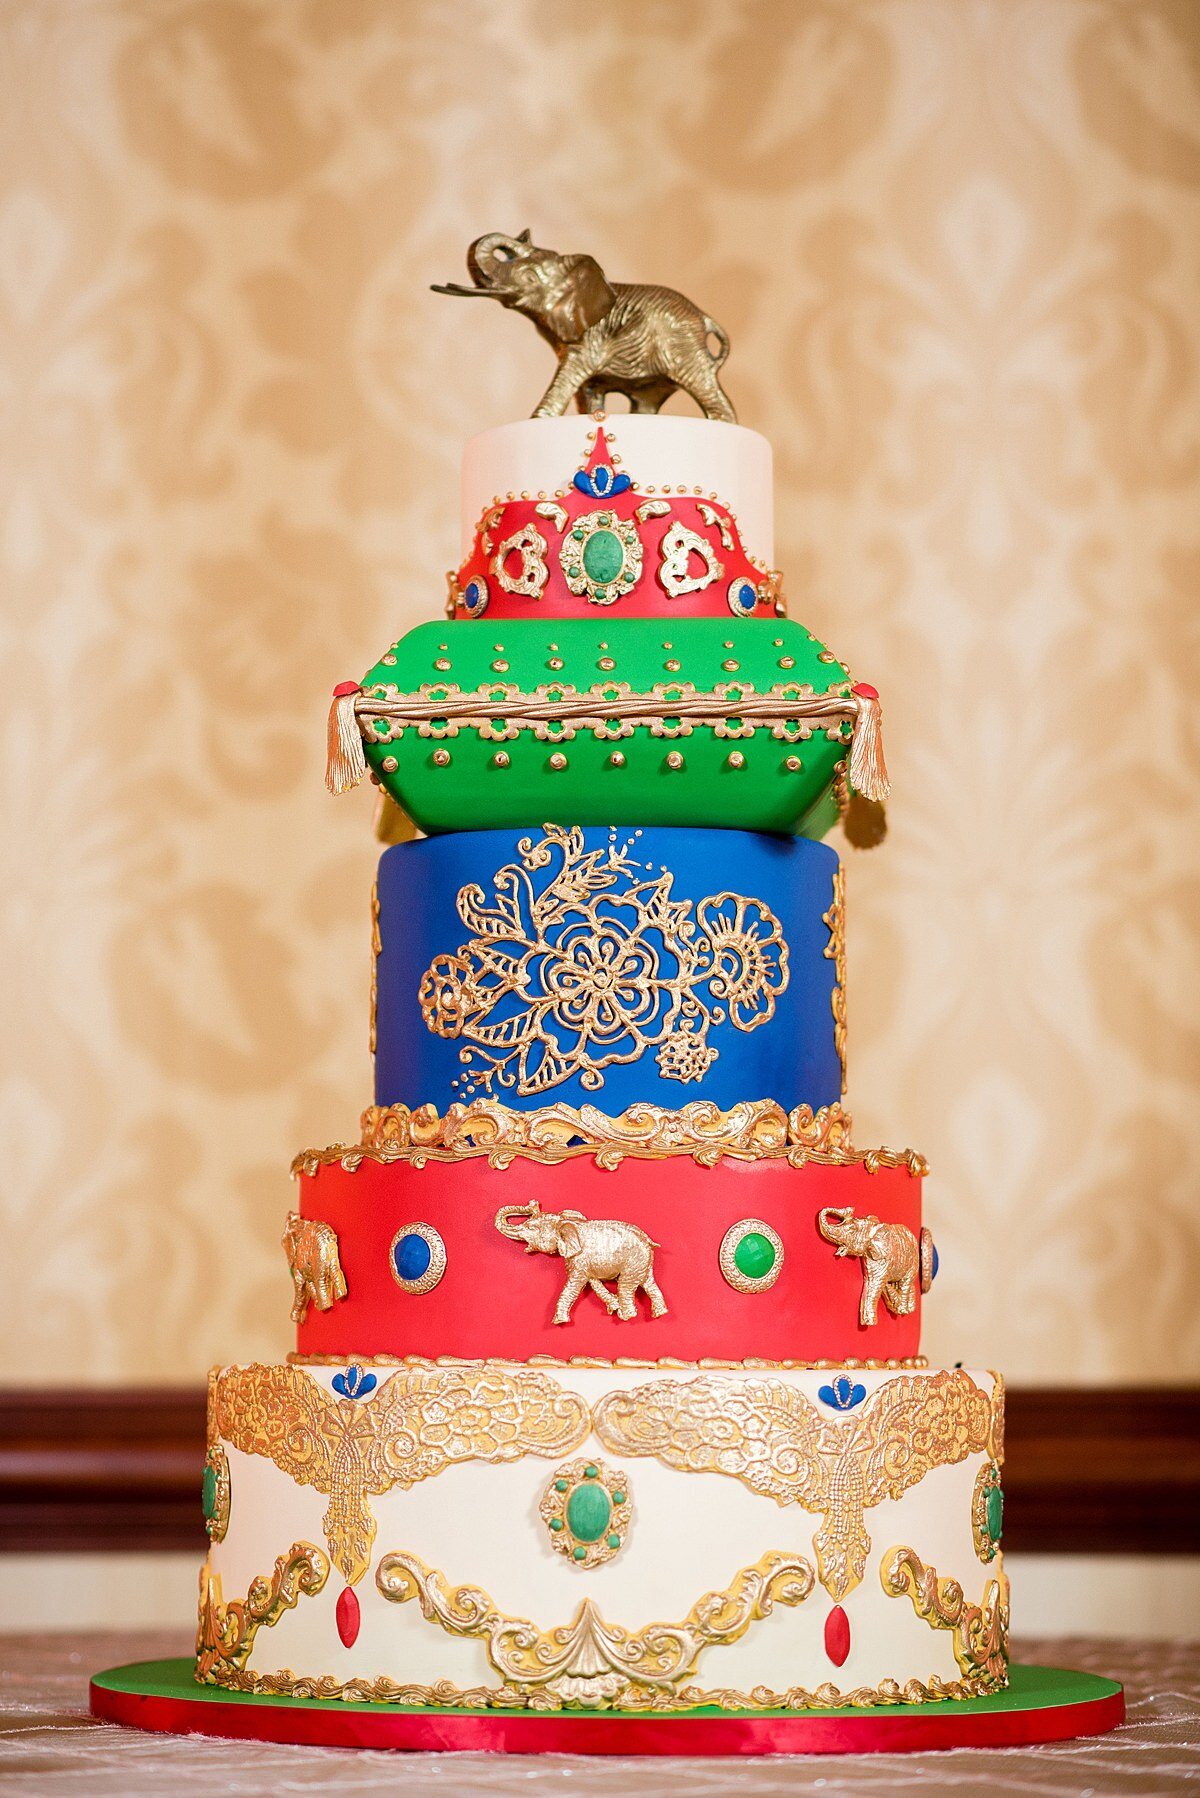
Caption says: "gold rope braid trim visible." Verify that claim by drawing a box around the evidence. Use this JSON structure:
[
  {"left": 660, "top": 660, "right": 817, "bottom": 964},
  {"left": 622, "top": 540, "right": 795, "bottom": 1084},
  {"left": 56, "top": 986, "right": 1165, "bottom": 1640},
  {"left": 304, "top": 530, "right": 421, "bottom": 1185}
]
[
  {"left": 823, "top": 866, "right": 847, "bottom": 1095},
  {"left": 196, "top": 1543, "right": 329, "bottom": 1683},
  {"left": 881, "top": 1546, "right": 1009, "bottom": 1687},
  {"left": 353, "top": 679, "right": 857, "bottom": 744},
  {"left": 291, "top": 1099, "right": 926, "bottom": 1177},
  {"left": 287, "top": 1354, "right": 930, "bottom": 1371},
  {"left": 375, "top": 1546, "right": 815, "bottom": 1706}
]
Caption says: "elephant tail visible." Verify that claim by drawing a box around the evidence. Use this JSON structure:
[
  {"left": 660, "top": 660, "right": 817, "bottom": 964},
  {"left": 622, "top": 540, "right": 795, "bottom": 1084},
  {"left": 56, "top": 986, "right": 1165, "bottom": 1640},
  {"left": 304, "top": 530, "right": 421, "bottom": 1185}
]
[{"left": 703, "top": 315, "right": 730, "bottom": 366}]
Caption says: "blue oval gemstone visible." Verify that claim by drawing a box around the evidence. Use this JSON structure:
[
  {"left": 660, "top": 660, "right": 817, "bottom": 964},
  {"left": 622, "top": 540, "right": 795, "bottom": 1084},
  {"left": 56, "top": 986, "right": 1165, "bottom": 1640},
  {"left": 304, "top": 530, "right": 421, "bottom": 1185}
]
[
  {"left": 394, "top": 1233, "right": 432, "bottom": 1281},
  {"left": 931, "top": 1244, "right": 940, "bottom": 1281}
]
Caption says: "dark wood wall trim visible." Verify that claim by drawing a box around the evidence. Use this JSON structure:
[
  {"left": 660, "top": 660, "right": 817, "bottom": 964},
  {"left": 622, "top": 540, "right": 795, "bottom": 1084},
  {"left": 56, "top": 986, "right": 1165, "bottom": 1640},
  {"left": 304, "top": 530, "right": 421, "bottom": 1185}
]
[{"left": 1, "top": 1385, "right": 1197, "bottom": 1556}]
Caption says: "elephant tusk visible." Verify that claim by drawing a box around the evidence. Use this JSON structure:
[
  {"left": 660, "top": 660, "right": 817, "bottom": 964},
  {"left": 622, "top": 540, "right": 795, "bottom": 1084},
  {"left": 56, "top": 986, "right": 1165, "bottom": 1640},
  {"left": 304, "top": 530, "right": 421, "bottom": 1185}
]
[{"left": 430, "top": 282, "right": 496, "bottom": 298}]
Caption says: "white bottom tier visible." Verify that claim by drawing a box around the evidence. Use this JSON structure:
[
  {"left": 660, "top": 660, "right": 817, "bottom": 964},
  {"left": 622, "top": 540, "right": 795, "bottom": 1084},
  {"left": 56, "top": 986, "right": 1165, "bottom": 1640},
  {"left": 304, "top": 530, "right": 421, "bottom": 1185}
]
[{"left": 199, "top": 1358, "right": 1008, "bottom": 1710}]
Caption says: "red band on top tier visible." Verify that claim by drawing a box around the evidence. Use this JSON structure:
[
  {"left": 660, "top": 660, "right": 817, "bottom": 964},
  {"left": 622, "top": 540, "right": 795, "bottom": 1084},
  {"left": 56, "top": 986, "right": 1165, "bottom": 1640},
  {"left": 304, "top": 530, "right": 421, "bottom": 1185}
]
[
  {"left": 293, "top": 1151, "right": 925, "bottom": 1363},
  {"left": 451, "top": 427, "right": 775, "bottom": 624}
]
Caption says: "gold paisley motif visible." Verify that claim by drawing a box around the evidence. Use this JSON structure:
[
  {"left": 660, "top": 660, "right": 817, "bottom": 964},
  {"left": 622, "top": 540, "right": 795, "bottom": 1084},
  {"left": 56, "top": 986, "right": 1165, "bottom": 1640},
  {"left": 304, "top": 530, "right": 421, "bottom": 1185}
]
[
  {"left": 211, "top": 1363, "right": 590, "bottom": 1585},
  {"left": 881, "top": 1545, "right": 1009, "bottom": 1687},
  {"left": 196, "top": 1542, "right": 328, "bottom": 1683},
  {"left": 592, "top": 1367, "right": 996, "bottom": 1600},
  {"left": 376, "top": 1546, "right": 814, "bottom": 1708}
]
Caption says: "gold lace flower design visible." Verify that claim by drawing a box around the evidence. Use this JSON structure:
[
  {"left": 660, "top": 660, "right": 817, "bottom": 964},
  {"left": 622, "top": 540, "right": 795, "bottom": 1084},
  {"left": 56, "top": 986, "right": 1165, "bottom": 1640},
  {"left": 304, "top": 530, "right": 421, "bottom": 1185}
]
[{"left": 419, "top": 827, "right": 789, "bottom": 1096}]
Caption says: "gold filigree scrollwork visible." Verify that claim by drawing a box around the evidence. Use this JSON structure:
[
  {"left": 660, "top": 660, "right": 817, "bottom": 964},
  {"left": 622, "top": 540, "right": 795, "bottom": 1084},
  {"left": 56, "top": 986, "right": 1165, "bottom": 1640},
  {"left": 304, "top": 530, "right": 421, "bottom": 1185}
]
[
  {"left": 659, "top": 521, "right": 724, "bottom": 597},
  {"left": 593, "top": 1368, "right": 995, "bottom": 1601},
  {"left": 358, "top": 1097, "right": 852, "bottom": 1167},
  {"left": 823, "top": 865, "right": 847, "bottom": 1094},
  {"left": 696, "top": 502, "right": 735, "bottom": 550},
  {"left": 492, "top": 522, "right": 549, "bottom": 597},
  {"left": 416, "top": 825, "right": 787, "bottom": 1098},
  {"left": 635, "top": 499, "right": 671, "bottom": 523},
  {"left": 196, "top": 1543, "right": 328, "bottom": 1683},
  {"left": 881, "top": 1546, "right": 1009, "bottom": 1688},
  {"left": 535, "top": 501, "right": 568, "bottom": 531},
  {"left": 211, "top": 1364, "right": 589, "bottom": 1586},
  {"left": 376, "top": 1547, "right": 814, "bottom": 1708}
]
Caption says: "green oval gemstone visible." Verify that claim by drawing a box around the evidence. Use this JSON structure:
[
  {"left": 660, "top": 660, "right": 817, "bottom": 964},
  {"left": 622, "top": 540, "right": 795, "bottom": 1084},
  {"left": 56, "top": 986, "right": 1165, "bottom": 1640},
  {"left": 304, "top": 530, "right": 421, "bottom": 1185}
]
[
  {"left": 549, "top": 1517, "right": 564, "bottom": 1532},
  {"left": 611, "top": 1490, "right": 626, "bottom": 1505},
  {"left": 734, "top": 1231, "right": 776, "bottom": 1280},
  {"left": 554, "top": 1479, "right": 569, "bottom": 1493},
  {"left": 567, "top": 1481, "right": 612, "bottom": 1543},
  {"left": 201, "top": 1464, "right": 217, "bottom": 1520},
  {"left": 986, "top": 1484, "right": 1004, "bottom": 1541},
  {"left": 582, "top": 529, "right": 625, "bottom": 587},
  {"left": 573, "top": 1545, "right": 587, "bottom": 1561}
]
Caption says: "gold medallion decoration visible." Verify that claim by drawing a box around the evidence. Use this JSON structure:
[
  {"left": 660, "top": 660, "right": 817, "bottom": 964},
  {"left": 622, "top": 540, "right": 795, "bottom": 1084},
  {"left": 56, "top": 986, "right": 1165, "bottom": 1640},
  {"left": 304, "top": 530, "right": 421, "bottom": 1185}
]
[
  {"left": 881, "top": 1546, "right": 1009, "bottom": 1688},
  {"left": 281, "top": 1211, "right": 347, "bottom": 1326},
  {"left": 417, "top": 825, "right": 787, "bottom": 1098},
  {"left": 492, "top": 522, "right": 549, "bottom": 598},
  {"left": 376, "top": 1546, "right": 813, "bottom": 1708},
  {"left": 592, "top": 1368, "right": 995, "bottom": 1600},
  {"left": 202, "top": 1441, "right": 231, "bottom": 1544},
  {"left": 210, "top": 1364, "right": 589, "bottom": 1586},
  {"left": 817, "top": 1207, "right": 920, "bottom": 1327},
  {"left": 388, "top": 1221, "right": 447, "bottom": 1295},
  {"left": 196, "top": 1542, "right": 329, "bottom": 1683},
  {"left": 972, "top": 1460, "right": 1004, "bottom": 1562},
  {"left": 719, "top": 1218, "right": 785, "bottom": 1294},
  {"left": 494, "top": 1199, "right": 667, "bottom": 1325},
  {"left": 659, "top": 521, "right": 723, "bottom": 597},
  {"left": 823, "top": 865, "right": 847, "bottom": 1093},
  {"left": 539, "top": 1458, "right": 632, "bottom": 1567},
  {"left": 559, "top": 509, "right": 643, "bottom": 606}
]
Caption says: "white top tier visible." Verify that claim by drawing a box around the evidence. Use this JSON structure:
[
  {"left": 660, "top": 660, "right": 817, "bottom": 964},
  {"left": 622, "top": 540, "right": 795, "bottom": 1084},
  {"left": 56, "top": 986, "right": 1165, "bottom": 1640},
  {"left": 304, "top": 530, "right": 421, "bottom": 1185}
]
[{"left": 460, "top": 416, "right": 774, "bottom": 567}]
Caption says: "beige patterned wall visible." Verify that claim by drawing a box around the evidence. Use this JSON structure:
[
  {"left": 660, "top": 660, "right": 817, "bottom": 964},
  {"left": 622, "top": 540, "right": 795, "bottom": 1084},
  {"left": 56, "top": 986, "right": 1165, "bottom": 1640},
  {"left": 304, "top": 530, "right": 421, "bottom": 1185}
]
[{"left": 2, "top": 0, "right": 1198, "bottom": 1384}]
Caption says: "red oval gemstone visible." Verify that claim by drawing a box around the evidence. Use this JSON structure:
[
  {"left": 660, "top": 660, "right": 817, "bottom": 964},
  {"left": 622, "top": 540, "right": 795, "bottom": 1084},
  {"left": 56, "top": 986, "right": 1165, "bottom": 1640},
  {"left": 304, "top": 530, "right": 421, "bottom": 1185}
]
[
  {"left": 824, "top": 1603, "right": 851, "bottom": 1667},
  {"left": 851, "top": 682, "right": 879, "bottom": 700},
  {"left": 335, "top": 1584, "right": 361, "bottom": 1649}
]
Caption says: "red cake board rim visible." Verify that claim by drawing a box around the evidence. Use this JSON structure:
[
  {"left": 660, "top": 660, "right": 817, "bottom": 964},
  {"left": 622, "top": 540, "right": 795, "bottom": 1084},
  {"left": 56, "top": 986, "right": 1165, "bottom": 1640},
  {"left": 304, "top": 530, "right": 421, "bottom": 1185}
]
[{"left": 91, "top": 1660, "right": 1125, "bottom": 1757}]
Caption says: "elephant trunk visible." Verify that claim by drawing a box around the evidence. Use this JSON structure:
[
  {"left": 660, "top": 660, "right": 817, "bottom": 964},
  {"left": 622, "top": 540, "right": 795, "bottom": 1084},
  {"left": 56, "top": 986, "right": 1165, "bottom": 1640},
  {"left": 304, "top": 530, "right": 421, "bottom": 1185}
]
[
  {"left": 818, "top": 1206, "right": 853, "bottom": 1249},
  {"left": 494, "top": 1203, "right": 535, "bottom": 1242},
  {"left": 467, "top": 232, "right": 528, "bottom": 287}
]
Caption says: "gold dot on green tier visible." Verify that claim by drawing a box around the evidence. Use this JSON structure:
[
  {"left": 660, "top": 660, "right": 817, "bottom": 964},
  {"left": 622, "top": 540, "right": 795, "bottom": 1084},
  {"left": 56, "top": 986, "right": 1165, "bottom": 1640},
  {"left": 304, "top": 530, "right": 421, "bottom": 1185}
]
[
  {"left": 598, "top": 657, "right": 615, "bottom": 670},
  {"left": 779, "top": 657, "right": 795, "bottom": 669},
  {"left": 549, "top": 752, "right": 568, "bottom": 770},
  {"left": 491, "top": 752, "right": 510, "bottom": 769},
  {"left": 547, "top": 658, "right": 563, "bottom": 670},
  {"left": 434, "top": 658, "right": 451, "bottom": 671},
  {"left": 382, "top": 654, "right": 397, "bottom": 666},
  {"left": 665, "top": 660, "right": 681, "bottom": 672},
  {"left": 726, "top": 751, "right": 746, "bottom": 769},
  {"left": 722, "top": 660, "right": 740, "bottom": 672},
  {"left": 492, "top": 659, "right": 509, "bottom": 672},
  {"left": 432, "top": 748, "right": 451, "bottom": 767},
  {"left": 381, "top": 756, "right": 398, "bottom": 773},
  {"left": 785, "top": 755, "right": 802, "bottom": 772},
  {"left": 608, "top": 752, "right": 626, "bottom": 767},
  {"left": 665, "top": 751, "right": 685, "bottom": 770}
]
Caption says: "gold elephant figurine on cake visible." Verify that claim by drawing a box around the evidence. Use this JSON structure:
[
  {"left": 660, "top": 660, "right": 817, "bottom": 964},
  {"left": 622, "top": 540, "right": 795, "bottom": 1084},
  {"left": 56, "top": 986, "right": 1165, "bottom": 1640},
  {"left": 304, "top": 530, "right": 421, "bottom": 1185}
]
[
  {"left": 434, "top": 231, "right": 737, "bottom": 422},
  {"left": 282, "top": 1211, "right": 348, "bottom": 1325},
  {"left": 817, "top": 1206, "right": 920, "bottom": 1329},
  {"left": 495, "top": 1198, "right": 668, "bottom": 1325}
]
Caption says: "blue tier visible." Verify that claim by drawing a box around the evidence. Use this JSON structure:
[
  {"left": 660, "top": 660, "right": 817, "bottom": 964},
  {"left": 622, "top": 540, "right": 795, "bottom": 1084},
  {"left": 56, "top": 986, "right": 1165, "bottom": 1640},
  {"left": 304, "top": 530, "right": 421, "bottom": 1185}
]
[{"left": 374, "top": 823, "right": 844, "bottom": 1114}]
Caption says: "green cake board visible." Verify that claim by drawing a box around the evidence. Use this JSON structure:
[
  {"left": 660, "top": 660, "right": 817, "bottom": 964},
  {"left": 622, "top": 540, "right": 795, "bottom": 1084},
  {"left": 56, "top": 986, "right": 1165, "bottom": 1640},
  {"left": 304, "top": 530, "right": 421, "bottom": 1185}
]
[{"left": 92, "top": 1658, "right": 1124, "bottom": 1756}]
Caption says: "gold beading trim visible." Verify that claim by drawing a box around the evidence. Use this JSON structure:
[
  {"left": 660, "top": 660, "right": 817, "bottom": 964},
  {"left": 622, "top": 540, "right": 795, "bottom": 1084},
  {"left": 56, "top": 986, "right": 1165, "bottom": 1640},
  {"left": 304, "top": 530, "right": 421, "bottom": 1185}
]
[
  {"left": 287, "top": 1354, "right": 930, "bottom": 1370},
  {"left": 881, "top": 1546, "right": 1009, "bottom": 1688},
  {"left": 196, "top": 1542, "right": 328, "bottom": 1683},
  {"left": 592, "top": 1367, "right": 996, "bottom": 1601},
  {"left": 375, "top": 1546, "right": 815, "bottom": 1708},
  {"left": 294, "top": 1097, "right": 927, "bottom": 1177},
  {"left": 210, "top": 1363, "right": 589, "bottom": 1586}
]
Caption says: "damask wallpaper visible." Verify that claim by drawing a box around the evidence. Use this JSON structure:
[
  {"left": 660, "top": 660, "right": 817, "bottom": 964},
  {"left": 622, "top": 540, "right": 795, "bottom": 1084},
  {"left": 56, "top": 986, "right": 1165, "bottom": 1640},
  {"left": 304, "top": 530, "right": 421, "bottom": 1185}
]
[{"left": 2, "top": 0, "right": 1197, "bottom": 1383}]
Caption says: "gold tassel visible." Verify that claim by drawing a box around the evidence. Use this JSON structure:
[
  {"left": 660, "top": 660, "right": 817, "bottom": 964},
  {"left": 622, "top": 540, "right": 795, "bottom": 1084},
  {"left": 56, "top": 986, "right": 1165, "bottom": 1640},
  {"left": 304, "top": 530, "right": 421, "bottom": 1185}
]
[
  {"left": 326, "top": 683, "right": 368, "bottom": 795},
  {"left": 847, "top": 684, "right": 890, "bottom": 803}
]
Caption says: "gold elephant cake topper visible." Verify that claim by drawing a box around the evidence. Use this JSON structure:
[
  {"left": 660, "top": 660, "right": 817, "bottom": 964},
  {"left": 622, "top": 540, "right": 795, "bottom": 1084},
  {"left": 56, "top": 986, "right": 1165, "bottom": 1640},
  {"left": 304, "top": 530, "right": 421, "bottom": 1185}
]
[
  {"left": 434, "top": 231, "right": 737, "bottom": 423},
  {"left": 495, "top": 1198, "right": 668, "bottom": 1326}
]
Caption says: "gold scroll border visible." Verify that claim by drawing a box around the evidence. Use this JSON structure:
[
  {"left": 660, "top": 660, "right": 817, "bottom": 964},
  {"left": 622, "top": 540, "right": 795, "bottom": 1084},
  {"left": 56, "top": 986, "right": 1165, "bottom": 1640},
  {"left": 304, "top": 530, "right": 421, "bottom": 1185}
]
[
  {"left": 292, "top": 1099, "right": 926, "bottom": 1177},
  {"left": 199, "top": 1539, "right": 994, "bottom": 1710}
]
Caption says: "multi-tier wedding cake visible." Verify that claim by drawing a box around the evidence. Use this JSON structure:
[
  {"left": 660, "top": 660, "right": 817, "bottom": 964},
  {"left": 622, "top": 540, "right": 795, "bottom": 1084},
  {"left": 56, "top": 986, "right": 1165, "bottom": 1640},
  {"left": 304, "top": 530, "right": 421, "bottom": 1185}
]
[{"left": 194, "top": 374, "right": 1010, "bottom": 1716}]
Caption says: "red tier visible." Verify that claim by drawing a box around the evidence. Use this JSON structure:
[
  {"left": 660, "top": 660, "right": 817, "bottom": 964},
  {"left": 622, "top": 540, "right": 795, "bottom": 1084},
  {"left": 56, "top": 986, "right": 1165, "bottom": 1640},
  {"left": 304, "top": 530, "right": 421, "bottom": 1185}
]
[{"left": 293, "top": 1151, "right": 926, "bottom": 1363}]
